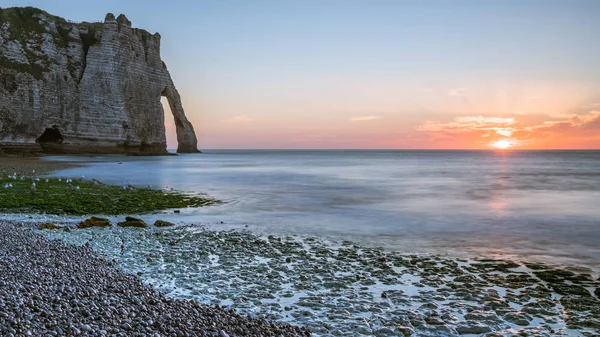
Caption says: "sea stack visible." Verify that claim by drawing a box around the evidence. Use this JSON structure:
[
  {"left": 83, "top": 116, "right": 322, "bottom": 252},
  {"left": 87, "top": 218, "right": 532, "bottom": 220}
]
[{"left": 0, "top": 7, "right": 199, "bottom": 155}]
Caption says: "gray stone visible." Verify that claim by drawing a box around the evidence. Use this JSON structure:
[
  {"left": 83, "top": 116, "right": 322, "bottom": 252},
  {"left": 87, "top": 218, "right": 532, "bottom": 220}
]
[
  {"left": 153, "top": 220, "right": 175, "bottom": 227},
  {"left": 117, "top": 217, "right": 148, "bottom": 228},
  {"left": 455, "top": 322, "right": 492, "bottom": 334}
]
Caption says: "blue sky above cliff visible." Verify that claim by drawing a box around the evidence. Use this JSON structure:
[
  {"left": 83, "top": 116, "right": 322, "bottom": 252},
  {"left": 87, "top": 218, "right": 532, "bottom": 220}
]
[{"left": 3, "top": 0, "right": 600, "bottom": 149}]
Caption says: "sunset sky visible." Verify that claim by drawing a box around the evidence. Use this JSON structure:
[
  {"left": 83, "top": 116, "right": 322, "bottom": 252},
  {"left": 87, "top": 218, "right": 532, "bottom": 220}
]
[{"left": 5, "top": 0, "right": 600, "bottom": 149}]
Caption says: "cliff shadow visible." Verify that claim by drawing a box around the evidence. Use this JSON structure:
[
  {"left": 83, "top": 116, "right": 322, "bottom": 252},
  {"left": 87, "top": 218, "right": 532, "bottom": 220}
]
[
  {"left": 36, "top": 127, "right": 64, "bottom": 144},
  {"left": 35, "top": 126, "right": 65, "bottom": 154}
]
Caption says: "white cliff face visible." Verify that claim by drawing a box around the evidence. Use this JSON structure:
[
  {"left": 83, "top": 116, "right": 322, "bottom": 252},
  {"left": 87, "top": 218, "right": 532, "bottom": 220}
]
[{"left": 0, "top": 7, "right": 199, "bottom": 154}]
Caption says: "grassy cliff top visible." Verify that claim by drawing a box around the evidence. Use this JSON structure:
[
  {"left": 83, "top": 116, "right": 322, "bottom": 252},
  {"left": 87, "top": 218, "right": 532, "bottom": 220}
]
[
  {"left": 1, "top": 7, "right": 105, "bottom": 80},
  {"left": 0, "top": 6, "right": 159, "bottom": 80},
  {"left": 0, "top": 6, "right": 103, "bottom": 30}
]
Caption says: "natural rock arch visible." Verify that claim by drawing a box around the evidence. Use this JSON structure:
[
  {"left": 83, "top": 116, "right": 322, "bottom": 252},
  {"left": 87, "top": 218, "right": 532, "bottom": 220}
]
[
  {"left": 160, "top": 87, "right": 199, "bottom": 153},
  {"left": 0, "top": 8, "right": 201, "bottom": 155}
]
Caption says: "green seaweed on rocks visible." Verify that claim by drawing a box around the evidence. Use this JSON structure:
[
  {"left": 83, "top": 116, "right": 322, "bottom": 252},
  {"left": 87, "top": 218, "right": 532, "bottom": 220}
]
[
  {"left": 0, "top": 175, "right": 219, "bottom": 215},
  {"left": 39, "top": 226, "right": 600, "bottom": 336}
]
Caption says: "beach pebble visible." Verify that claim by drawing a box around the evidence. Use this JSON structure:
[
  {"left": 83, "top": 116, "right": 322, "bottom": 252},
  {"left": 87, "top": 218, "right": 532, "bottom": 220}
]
[{"left": 0, "top": 221, "right": 309, "bottom": 337}]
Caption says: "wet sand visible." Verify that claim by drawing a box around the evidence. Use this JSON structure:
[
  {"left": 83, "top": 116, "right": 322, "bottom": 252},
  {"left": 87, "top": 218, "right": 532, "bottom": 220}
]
[{"left": 0, "top": 156, "right": 82, "bottom": 176}]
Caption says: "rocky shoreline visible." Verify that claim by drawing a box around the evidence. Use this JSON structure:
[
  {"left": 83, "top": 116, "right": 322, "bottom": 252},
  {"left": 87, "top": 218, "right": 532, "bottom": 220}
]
[
  {"left": 33, "top": 219, "right": 600, "bottom": 337},
  {"left": 0, "top": 220, "right": 309, "bottom": 337}
]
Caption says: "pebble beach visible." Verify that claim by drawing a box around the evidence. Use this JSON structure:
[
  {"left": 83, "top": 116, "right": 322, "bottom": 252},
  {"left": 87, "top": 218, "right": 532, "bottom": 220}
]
[{"left": 0, "top": 220, "right": 309, "bottom": 337}]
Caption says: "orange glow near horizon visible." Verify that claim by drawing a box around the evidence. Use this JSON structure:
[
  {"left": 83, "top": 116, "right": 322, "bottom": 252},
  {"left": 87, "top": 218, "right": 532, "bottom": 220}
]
[
  {"left": 492, "top": 139, "right": 517, "bottom": 149},
  {"left": 163, "top": 87, "right": 600, "bottom": 150}
]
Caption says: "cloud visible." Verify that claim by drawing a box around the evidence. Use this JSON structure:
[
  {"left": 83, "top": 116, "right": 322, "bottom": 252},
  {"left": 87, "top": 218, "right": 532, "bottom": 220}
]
[
  {"left": 350, "top": 116, "right": 383, "bottom": 122},
  {"left": 531, "top": 110, "right": 600, "bottom": 130},
  {"left": 495, "top": 129, "right": 514, "bottom": 137},
  {"left": 417, "top": 116, "right": 516, "bottom": 134},
  {"left": 225, "top": 115, "right": 254, "bottom": 123},
  {"left": 528, "top": 96, "right": 542, "bottom": 100},
  {"left": 417, "top": 110, "right": 600, "bottom": 143},
  {"left": 448, "top": 88, "right": 467, "bottom": 96}
]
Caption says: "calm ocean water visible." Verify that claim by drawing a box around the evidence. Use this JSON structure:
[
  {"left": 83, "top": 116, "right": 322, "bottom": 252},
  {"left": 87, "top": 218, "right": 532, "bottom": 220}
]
[{"left": 47, "top": 150, "right": 600, "bottom": 270}]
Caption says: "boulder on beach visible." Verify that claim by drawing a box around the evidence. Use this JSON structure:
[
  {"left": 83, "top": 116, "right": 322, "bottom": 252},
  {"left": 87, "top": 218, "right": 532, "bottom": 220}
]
[
  {"left": 37, "top": 223, "right": 61, "bottom": 230},
  {"left": 154, "top": 220, "right": 175, "bottom": 227},
  {"left": 77, "top": 217, "right": 112, "bottom": 229},
  {"left": 118, "top": 217, "right": 149, "bottom": 228}
]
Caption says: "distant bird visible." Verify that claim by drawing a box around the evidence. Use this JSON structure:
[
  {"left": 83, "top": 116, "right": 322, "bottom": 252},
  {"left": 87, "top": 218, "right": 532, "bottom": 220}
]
[
  {"left": 32, "top": 169, "right": 35, "bottom": 174},
  {"left": 3, "top": 183, "right": 11, "bottom": 189},
  {"left": 81, "top": 175, "right": 85, "bottom": 179},
  {"left": 31, "top": 182, "right": 36, "bottom": 187},
  {"left": 66, "top": 178, "right": 72, "bottom": 183},
  {"left": 30, "top": 186, "right": 37, "bottom": 193},
  {"left": 58, "top": 178, "right": 62, "bottom": 182},
  {"left": 34, "top": 177, "right": 40, "bottom": 182},
  {"left": 74, "top": 186, "right": 80, "bottom": 191},
  {"left": 45, "top": 179, "right": 49, "bottom": 183},
  {"left": 127, "top": 184, "right": 135, "bottom": 191}
]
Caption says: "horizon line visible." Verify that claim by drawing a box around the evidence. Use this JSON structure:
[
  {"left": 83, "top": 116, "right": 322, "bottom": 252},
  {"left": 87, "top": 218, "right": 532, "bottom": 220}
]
[{"left": 169, "top": 148, "right": 600, "bottom": 151}]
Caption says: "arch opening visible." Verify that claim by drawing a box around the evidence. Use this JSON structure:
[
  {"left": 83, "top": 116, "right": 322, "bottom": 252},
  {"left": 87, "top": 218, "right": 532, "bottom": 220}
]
[{"left": 160, "top": 96, "right": 177, "bottom": 152}]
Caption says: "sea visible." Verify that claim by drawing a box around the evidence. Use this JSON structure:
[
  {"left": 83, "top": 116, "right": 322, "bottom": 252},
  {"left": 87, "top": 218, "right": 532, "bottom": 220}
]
[{"left": 44, "top": 149, "right": 600, "bottom": 271}]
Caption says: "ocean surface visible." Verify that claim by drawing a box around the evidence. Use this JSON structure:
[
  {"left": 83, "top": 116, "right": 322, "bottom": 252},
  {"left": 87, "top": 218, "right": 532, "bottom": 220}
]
[{"left": 45, "top": 150, "right": 600, "bottom": 271}]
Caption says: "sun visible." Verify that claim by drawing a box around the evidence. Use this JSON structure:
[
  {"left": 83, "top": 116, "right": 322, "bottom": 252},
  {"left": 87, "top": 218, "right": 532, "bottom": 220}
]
[{"left": 492, "top": 139, "right": 515, "bottom": 149}]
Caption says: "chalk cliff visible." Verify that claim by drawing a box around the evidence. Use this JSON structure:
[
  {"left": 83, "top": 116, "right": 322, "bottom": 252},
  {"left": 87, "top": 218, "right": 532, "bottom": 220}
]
[{"left": 0, "top": 7, "right": 199, "bottom": 155}]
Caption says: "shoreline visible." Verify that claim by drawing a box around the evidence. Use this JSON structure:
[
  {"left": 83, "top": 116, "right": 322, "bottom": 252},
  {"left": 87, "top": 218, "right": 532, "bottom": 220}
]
[
  {"left": 0, "top": 156, "right": 83, "bottom": 176},
  {"left": 2, "top": 156, "right": 600, "bottom": 336},
  {"left": 35, "top": 220, "right": 600, "bottom": 336}
]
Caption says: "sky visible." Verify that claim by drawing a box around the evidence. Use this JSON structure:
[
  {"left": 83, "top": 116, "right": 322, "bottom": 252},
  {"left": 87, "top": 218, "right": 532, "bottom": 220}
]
[{"left": 3, "top": 0, "right": 600, "bottom": 149}]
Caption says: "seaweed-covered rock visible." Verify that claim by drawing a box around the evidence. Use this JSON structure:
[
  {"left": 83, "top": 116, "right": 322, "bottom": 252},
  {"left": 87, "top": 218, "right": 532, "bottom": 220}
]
[
  {"left": 154, "top": 220, "right": 175, "bottom": 227},
  {"left": 551, "top": 283, "right": 593, "bottom": 297},
  {"left": 534, "top": 270, "right": 575, "bottom": 283},
  {"left": 77, "top": 216, "right": 112, "bottom": 228},
  {"left": 37, "top": 223, "right": 61, "bottom": 230},
  {"left": 455, "top": 322, "right": 491, "bottom": 334},
  {"left": 117, "top": 217, "right": 148, "bottom": 228}
]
